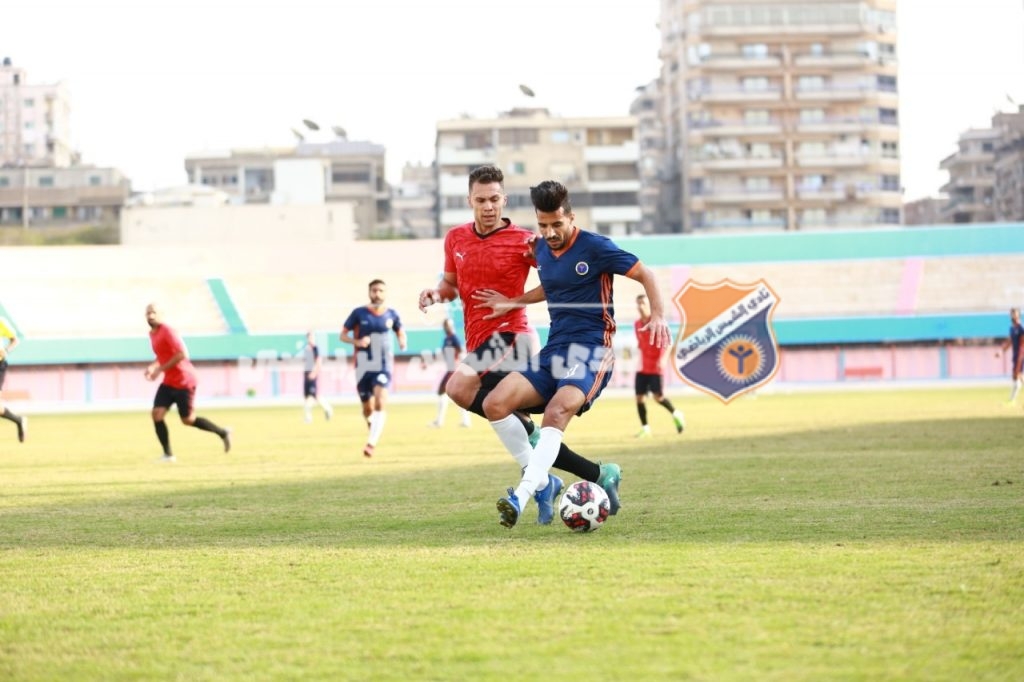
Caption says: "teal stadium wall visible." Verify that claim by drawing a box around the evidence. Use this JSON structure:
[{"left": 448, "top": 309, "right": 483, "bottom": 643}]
[{"left": 2, "top": 220, "right": 1024, "bottom": 401}]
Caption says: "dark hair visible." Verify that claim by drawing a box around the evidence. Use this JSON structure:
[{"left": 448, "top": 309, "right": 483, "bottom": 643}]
[
  {"left": 468, "top": 165, "right": 504, "bottom": 190},
  {"left": 530, "top": 180, "right": 572, "bottom": 213},
  {"left": 369, "top": 279, "right": 385, "bottom": 288}
]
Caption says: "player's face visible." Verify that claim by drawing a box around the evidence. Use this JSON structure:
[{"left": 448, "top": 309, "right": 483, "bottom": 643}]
[
  {"left": 536, "top": 207, "right": 576, "bottom": 252},
  {"left": 468, "top": 181, "right": 506, "bottom": 232},
  {"left": 145, "top": 304, "right": 161, "bottom": 328},
  {"left": 1013, "top": 310, "right": 1021, "bottom": 324},
  {"left": 369, "top": 283, "right": 386, "bottom": 306}
]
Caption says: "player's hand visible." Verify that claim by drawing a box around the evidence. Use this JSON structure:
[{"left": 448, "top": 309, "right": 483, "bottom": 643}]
[
  {"left": 356, "top": 337, "right": 371, "bottom": 349},
  {"left": 523, "top": 235, "right": 538, "bottom": 260},
  {"left": 639, "top": 314, "right": 672, "bottom": 349},
  {"left": 472, "top": 289, "right": 518, "bottom": 320},
  {"left": 144, "top": 363, "right": 159, "bottom": 381},
  {"left": 418, "top": 288, "right": 441, "bottom": 312}
]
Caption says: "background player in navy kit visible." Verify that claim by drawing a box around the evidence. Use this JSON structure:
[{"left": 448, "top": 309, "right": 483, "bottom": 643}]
[
  {"left": 341, "top": 279, "right": 407, "bottom": 458},
  {"left": 302, "top": 331, "right": 333, "bottom": 423},
  {"left": 996, "top": 307, "right": 1024, "bottom": 406},
  {"left": 430, "top": 318, "right": 472, "bottom": 428}
]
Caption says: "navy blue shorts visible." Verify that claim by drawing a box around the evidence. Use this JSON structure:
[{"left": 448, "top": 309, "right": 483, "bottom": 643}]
[
  {"left": 356, "top": 370, "right": 391, "bottom": 403},
  {"left": 519, "top": 343, "right": 614, "bottom": 417}
]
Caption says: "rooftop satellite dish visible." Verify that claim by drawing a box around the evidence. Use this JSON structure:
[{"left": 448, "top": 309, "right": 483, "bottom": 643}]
[
  {"left": 332, "top": 125, "right": 347, "bottom": 139},
  {"left": 519, "top": 84, "right": 535, "bottom": 97},
  {"left": 290, "top": 128, "right": 305, "bottom": 142},
  {"left": 302, "top": 119, "right": 320, "bottom": 131}
]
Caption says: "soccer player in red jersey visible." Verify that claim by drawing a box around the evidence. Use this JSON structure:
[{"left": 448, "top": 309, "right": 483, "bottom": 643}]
[
  {"left": 418, "top": 165, "right": 622, "bottom": 523},
  {"left": 633, "top": 294, "right": 685, "bottom": 438},
  {"left": 145, "top": 303, "right": 231, "bottom": 461}
]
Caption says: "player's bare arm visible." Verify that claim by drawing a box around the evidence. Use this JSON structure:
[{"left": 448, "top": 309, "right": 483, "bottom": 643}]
[
  {"left": 629, "top": 265, "right": 671, "bottom": 349},
  {"left": 472, "top": 284, "right": 546, "bottom": 321},
  {"left": 418, "top": 273, "right": 459, "bottom": 312}
]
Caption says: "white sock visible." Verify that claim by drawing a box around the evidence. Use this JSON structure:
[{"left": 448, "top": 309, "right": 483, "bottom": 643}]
[
  {"left": 1011, "top": 378, "right": 1023, "bottom": 402},
  {"left": 367, "top": 410, "right": 387, "bottom": 446},
  {"left": 460, "top": 409, "right": 472, "bottom": 427},
  {"left": 303, "top": 397, "right": 313, "bottom": 421},
  {"left": 489, "top": 414, "right": 533, "bottom": 468},
  {"left": 515, "top": 426, "right": 563, "bottom": 502},
  {"left": 317, "top": 397, "right": 332, "bottom": 415},
  {"left": 435, "top": 395, "right": 449, "bottom": 425}
]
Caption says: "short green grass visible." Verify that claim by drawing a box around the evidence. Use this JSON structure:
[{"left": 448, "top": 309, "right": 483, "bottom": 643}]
[{"left": 1, "top": 388, "right": 1022, "bottom": 681}]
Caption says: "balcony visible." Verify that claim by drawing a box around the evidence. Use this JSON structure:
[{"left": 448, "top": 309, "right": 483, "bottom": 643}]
[
  {"left": 586, "top": 179, "right": 641, "bottom": 193},
  {"left": 696, "top": 54, "right": 782, "bottom": 70},
  {"left": 696, "top": 85, "right": 783, "bottom": 103},
  {"left": 693, "top": 154, "right": 784, "bottom": 171},
  {"left": 795, "top": 151, "right": 877, "bottom": 168},
  {"left": 687, "top": 119, "right": 782, "bottom": 138},
  {"left": 700, "top": 188, "right": 785, "bottom": 204},
  {"left": 591, "top": 206, "right": 641, "bottom": 223},
  {"left": 583, "top": 141, "right": 638, "bottom": 163},
  {"left": 436, "top": 147, "right": 493, "bottom": 166}
]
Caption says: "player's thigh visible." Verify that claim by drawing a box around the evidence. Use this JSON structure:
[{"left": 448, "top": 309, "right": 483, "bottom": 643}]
[
  {"left": 483, "top": 371, "right": 545, "bottom": 417},
  {"left": 445, "top": 364, "right": 481, "bottom": 407}
]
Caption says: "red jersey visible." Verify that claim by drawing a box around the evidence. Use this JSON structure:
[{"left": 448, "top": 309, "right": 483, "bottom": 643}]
[
  {"left": 150, "top": 323, "right": 197, "bottom": 389},
  {"left": 444, "top": 220, "right": 535, "bottom": 351},
  {"left": 635, "top": 317, "right": 665, "bottom": 375}
]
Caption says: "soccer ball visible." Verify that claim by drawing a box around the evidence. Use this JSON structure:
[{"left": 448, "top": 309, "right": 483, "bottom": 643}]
[{"left": 559, "top": 480, "right": 611, "bottom": 532}]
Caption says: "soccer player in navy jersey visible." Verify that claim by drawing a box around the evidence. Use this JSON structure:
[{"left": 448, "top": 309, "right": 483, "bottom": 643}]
[
  {"left": 418, "top": 165, "right": 622, "bottom": 524},
  {"left": 478, "top": 180, "right": 671, "bottom": 529},
  {"left": 341, "top": 279, "right": 407, "bottom": 458},
  {"left": 302, "top": 331, "right": 333, "bottom": 423},
  {"left": 145, "top": 303, "right": 231, "bottom": 461},
  {"left": 996, "top": 307, "right": 1024, "bottom": 405},
  {"left": 0, "top": 316, "right": 26, "bottom": 443},
  {"left": 633, "top": 293, "right": 685, "bottom": 438},
  {"left": 429, "top": 318, "right": 472, "bottom": 428}
]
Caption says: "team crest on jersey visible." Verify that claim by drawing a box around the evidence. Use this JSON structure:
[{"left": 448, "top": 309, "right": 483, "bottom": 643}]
[
  {"left": 575, "top": 262, "right": 589, "bottom": 276},
  {"left": 671, "top": 279, "right": 781, "bottom": 403}
]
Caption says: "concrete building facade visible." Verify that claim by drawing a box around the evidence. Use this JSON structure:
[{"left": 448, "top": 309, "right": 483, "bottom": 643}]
[
  {"left": 656, "top": 0, "right": 902, "bottom": 232},
  {"left": 436, "top": 108, "right": 641, "bottom": 236},
  {"left": 184, "top": 138, "right": 390, "bottom": 239}
]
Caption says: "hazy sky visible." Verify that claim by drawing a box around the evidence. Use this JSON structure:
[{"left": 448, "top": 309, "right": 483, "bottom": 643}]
[{"left": 4, "top": 0, "right": 1023, "bottom": 201}]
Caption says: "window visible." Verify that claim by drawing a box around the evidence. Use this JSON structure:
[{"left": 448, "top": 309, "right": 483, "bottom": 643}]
[
  {"left": 550, "top": 130, "right": 570, "bottom": 144},
  {"left": 877, "top": 75, "right": 897, "bottom": 92},
  {"left": 800, "top": 108, "right": 826, "bottom": 123},
  {"left": 881, "top": 141, "right": 898, "bottom": 158},
  {"left": 741, "top": 43, "right": 768, "bottom": 58},
  {"left": 331, "top": 168, "right": 370, "bottom": 184},
  {"left": 52, "top": 206, "right": 67, "bottom": 219},
  {"left": 498, "top": 128, "right": 539, "bottom": 146},
  {"left": 742, "top": 76, "right": 769, "bottom": 91},
  {"left": 881, "top": 174, "right": 900, "bottom": 191},
  {"left": 24, "top": 121, "right": 34, "bottom": 130},
  {"left": 0, "top": 176, "right": 8, "bottom": 187},
  {"left": 744, "top": 109, "right": 771, "bottom": 124},
  {"left": 89, "top": 175, "right": 102, "bottom": 186},
  {"left": 510, "top": 162, "right": 525, "bottom": 175},
  {"left": 745, "top": 176, "right": 770, "bottom": 191},
  {"left": 464, "top": 131, "right": 490, "bottom": 150},
  {"left": 802, "top": 208, "right": 827, "bottom": 224},
  {"left": 879, "top": 108, "right": 898, "bottom": 124},
  {"left": 880, "top": 208, "right": 900, "bottom": 223},
  {"left": 38, "top": 176, "right": 54, "bottom": 187},
  {"left": 798, "top": 75, "right": 824, "bottom": 91},
  {"left": 23, "top": 98, "right": 34, "bottom": 107},
  {"left": 809, "top": 43, "right": 824, "bottom": 56}
]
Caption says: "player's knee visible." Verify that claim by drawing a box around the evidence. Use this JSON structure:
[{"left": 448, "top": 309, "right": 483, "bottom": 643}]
[
  {"left": 481, "top": 391, "right": 512, "bottom": 421},
  {"left": 445, "top": 373, "right": 476, "bottom": 409}
]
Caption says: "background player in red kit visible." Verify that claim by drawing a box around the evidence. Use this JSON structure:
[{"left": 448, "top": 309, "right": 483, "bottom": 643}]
[
  {"left": 418, "top": 165, "right": 623, "bottom": 522},
  {"left": 145, "top": 303, "right": 231, "bottom": 461},
  {"left": 633, "top": 293, "right": 685, "bottom": 438}
]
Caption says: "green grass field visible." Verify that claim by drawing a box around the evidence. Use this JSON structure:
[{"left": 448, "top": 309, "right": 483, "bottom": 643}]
[{"left": 1, "top": 387, "right": 1022, "bottom": 681}]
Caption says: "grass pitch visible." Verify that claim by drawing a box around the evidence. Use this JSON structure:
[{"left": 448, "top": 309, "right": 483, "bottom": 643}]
[{"left": 1, "top": 387, "right": 1022, "bottom": 680}]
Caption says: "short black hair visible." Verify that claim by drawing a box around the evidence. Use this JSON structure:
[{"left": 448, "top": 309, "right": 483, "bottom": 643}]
[
  {"left": 369, "top": 279, "right": 385, "bottom": 289},
  {"left": 530, "top": 180, "right": 572, "bottom": 213},
  {"left": 468, "top": 165, "right": 504, "bottom": 190}
]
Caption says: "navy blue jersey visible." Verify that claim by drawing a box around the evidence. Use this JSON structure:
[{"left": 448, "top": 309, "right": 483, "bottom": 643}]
[
  {"left": 343, "top": 306, "right": 403, "bottom": 373},
  {"left": 535, "top": 229, "right": 639, "bottom": 348},
  {"left": 1011, "top": 322, "right": 1024, "bottom": 357},
  {"left": 441, "top": 331, "right": 463, "bottom": 371}
]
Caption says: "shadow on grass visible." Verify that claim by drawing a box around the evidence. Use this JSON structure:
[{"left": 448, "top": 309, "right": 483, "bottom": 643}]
[{"left": 1, "top": 416, "right": 1021, "bottom": 550}]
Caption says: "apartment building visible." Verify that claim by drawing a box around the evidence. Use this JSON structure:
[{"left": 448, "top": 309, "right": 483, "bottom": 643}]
[
  {"left": 0, "top": 57, "right": 73, "bottom": 168},
  {"left": 938, "top": 128, "right": 998, "bottom": 223},
  {"left": 436, "top": 108, "right": 640, "bottom": 236},
  {"left": 390, "top": 161, "right": 438, "bottom": 238},
  {"left": 657, "top": 0, "right": 902, "bottom": 232},
  {"left": 184, "top": 138, "right": 390, "bottom": 238},
  {"left": 939, "top": 106, "right": 1024, "bottom": 223},
  {"left": 0, "top": 165, "right": 130, "bottom": 228},
  {"left": 992, "top": 106, "right": 1024, "bottom": 221}
]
